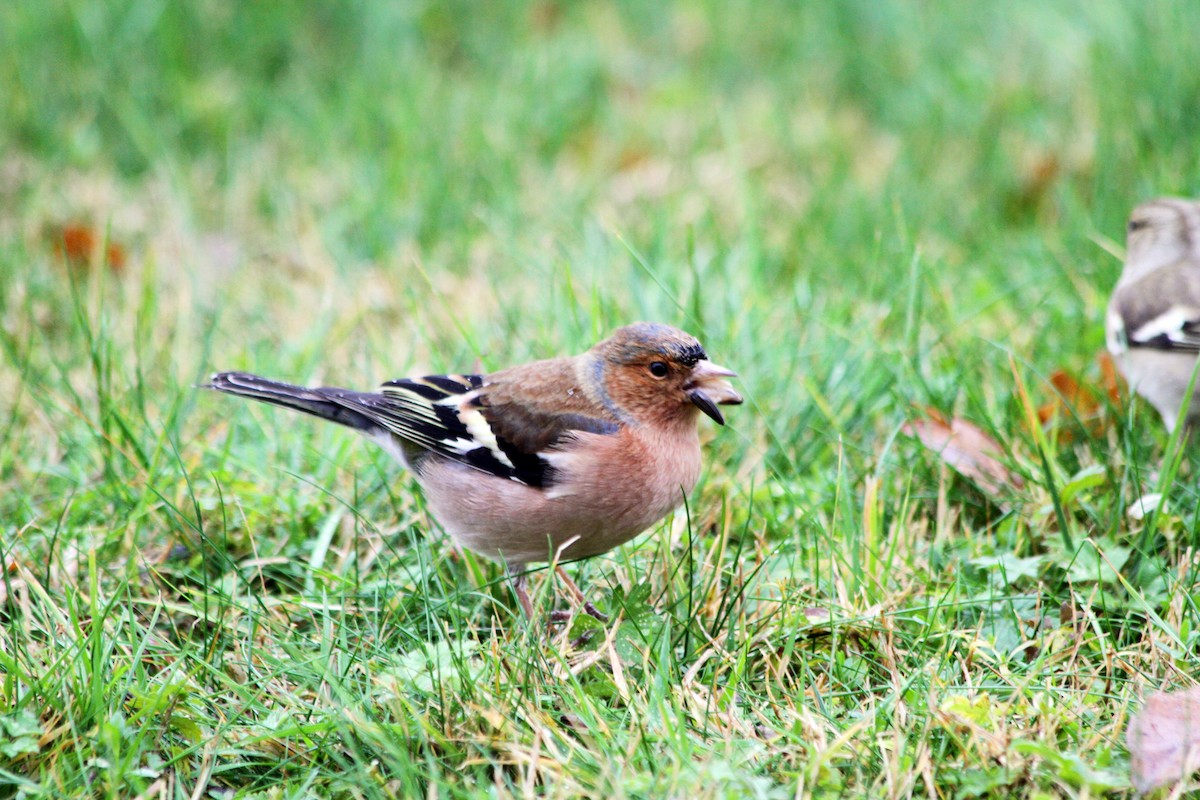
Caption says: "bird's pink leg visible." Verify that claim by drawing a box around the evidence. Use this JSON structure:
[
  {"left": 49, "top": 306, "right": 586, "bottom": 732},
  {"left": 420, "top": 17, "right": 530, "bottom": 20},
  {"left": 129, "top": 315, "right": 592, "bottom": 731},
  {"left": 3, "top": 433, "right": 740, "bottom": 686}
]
[
  {"left": 555, "top": 565, "right": 608, "bottom": 621},
  {"left": 509, "top": 571, "right": 535, "bottom": 619}
]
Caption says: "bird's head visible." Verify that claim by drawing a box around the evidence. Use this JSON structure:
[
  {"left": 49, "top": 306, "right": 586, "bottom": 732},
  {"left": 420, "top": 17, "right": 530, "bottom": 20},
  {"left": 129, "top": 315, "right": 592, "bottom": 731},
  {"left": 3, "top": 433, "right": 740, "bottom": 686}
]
[
  {"left": 1124, "top": 198, "right": 1200, "bottom": 280},
  {"left": 593, "top": 322, "right": 743, "bottom": 426}
]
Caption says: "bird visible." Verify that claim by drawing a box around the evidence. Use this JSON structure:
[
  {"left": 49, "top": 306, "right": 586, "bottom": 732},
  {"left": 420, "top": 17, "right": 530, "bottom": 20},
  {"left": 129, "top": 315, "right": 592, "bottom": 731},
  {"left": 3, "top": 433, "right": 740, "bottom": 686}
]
[
  {"left": 207, "top": 322, "right": 743, "bottom": 620},
  {"left": 1106, "top": 197, "right": 1200, "bottom": 432}
]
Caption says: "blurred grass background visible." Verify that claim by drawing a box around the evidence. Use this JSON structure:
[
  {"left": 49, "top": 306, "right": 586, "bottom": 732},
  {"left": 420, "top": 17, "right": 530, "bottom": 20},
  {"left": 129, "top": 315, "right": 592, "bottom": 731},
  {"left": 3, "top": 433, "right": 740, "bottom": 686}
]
[{"left": 2, "top": 1, "right": 1199, "bottom": 797}]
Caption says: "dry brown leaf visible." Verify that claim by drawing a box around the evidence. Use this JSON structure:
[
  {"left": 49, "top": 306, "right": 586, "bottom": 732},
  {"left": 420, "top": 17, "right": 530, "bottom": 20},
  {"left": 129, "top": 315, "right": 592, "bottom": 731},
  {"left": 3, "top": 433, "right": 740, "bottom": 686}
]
[
  {"left": 59, "top": 223, "right": 96, "bottom": 261},
  {"left": 1128, "top": 687, "right": 1200, "bottom": 793},
  {"left": 1037, "top": 369, "right": 1098, "bottom": 423},
  {"left": 903, "top": 410, "right": 1023, "bottom": 497},
  {"left": 51, "top": 222, "right": 127, "bottom": 273},
  {"left": 1036, "top": 352, "right": 1126, "bottom": 440}
]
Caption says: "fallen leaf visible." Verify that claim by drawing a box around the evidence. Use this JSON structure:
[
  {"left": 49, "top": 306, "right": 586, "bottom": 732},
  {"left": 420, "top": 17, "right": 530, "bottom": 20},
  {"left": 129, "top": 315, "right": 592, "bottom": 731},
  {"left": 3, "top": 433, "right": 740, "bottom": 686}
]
[
  {"left": 1128, "top": 687, "right": 1200, "bottom": 793},
  {"left": 50, "top": 222, "right": 127, "bottom": 273},
  {"left": 1038, "top": 369, "right": 1099, "bottom": 425},
  {"left": 903, "top": 410, "right": 1023, "bottom": 497},
  {"left": 105, "top": 242, "right": 126, "bottom": 270},
  {"left": 59, "top": 223, "right": 95, "bottom": 262},
  {"left": 1036, "top": 353, "right": 1125, "bottom": 440}
]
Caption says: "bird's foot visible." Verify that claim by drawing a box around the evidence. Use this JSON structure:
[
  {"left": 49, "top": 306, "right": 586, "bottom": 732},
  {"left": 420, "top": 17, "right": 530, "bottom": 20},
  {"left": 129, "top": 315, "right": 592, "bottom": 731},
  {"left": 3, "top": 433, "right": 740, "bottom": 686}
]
[
  {"left": 582, "top": 602, "right": 608, "bottom": 622},
  {"left": 547, "top": 604, "right": 607, "bottom": 624}
]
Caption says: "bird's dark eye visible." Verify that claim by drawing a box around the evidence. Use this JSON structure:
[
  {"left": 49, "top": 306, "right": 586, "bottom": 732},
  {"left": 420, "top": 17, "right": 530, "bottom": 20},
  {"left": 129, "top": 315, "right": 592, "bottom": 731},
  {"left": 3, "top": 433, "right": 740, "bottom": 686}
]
[
  {"left": 1128, "top": 219, "right": 1149, "bottom": 233},
  {"left": 648, "top": 361, "right": 669, "bottom": 378}
]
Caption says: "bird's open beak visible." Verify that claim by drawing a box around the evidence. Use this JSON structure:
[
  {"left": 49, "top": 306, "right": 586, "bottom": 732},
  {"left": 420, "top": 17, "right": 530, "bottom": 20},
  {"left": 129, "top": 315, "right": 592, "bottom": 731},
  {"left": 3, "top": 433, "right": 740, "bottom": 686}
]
[{"left": 685, "top": 361, "right": 743, "bottom": 425}]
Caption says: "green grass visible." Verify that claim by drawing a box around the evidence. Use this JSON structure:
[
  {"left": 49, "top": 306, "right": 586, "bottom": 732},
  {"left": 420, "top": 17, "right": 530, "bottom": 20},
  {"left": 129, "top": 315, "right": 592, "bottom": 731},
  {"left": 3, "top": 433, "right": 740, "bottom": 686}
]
[{"left": 2, "top": 1, "right": 1199, "bottom": 797}]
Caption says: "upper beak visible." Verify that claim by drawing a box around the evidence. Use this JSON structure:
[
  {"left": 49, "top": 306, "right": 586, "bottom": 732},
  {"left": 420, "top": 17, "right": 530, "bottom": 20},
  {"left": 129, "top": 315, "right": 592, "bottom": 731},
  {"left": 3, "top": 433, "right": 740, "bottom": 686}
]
[{"left": 685, "top": 361, "right": 743, "bottom": 425}]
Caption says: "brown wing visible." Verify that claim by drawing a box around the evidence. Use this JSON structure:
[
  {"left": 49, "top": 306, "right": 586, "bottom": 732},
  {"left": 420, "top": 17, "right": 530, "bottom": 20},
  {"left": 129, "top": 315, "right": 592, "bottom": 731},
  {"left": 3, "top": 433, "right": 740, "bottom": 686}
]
[{"left": 378, "top": 362, "right": 619, "bottom": 488}]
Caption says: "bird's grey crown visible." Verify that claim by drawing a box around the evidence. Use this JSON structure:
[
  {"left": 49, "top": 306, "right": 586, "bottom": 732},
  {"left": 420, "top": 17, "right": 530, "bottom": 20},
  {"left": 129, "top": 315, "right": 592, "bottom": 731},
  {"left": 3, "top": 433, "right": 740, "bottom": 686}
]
[{"left": 606, "top": 322, "right": 708, "bottom": 366}]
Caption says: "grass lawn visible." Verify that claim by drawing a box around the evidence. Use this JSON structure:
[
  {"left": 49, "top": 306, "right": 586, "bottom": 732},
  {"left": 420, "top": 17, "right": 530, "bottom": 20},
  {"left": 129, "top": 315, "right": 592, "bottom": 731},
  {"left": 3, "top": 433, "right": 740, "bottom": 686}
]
[{"left": 2, "top": 1, "right": 1199, "bottom": 797}]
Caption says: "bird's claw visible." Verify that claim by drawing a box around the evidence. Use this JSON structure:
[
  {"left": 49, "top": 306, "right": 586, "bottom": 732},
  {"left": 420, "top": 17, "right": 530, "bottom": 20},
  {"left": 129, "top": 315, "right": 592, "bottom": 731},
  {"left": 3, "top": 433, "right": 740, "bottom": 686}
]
[{"left": 582, "top": 602, "right": 608, "bottom": 622}]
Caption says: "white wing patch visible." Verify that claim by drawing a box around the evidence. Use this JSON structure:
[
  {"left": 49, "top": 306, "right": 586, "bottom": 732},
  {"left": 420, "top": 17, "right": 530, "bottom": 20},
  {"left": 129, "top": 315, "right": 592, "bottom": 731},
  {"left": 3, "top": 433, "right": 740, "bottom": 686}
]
[
  {"left": 1130, "top": 306, "right": 1200, "bottom": 345},
  {"left": 453, "top": 404, "right": 516, "bottom": 469},
  {"left": 368, "top": 374, "right": 560, "bottom": 486}
]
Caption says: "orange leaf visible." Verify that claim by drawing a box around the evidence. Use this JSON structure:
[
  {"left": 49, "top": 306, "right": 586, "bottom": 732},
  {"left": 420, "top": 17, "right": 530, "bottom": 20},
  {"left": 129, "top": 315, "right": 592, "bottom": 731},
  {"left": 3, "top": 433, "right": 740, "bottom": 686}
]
[
  {"left": 1038, "top": 369, "right": 1101, "bottom": 425},
  {"left": 58, "top": 223, "right": 96, "bottom": 262},
  {"left": 1050, "top": 370, "right": 1099, "bottom": 414},
  {"left": 1036, "top": 354, "right": 1126, "bottom": 439},
  {"left": 105, "top": 242, "right": 127, "bottom": 271},
  {"left": 903, "top": 411, "right": 1023, "bottom": 497},
  {"left": 51, "top": 222, "right": 127, "bottom": 274}
]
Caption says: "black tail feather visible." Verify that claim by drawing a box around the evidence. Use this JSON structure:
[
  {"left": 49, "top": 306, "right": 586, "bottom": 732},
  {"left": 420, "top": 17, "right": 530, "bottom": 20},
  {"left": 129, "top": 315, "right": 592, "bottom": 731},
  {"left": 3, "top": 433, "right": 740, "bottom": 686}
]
[{"left": 206, "top": 372, "right": 378, "bottom": 432}]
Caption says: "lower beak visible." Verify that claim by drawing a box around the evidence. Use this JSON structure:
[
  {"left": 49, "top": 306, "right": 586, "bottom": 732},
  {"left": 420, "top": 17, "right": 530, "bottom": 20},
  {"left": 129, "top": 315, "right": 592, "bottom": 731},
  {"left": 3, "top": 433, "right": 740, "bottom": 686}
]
[{"left": 686, "top": 361, "right": 743, "bottom": 425}]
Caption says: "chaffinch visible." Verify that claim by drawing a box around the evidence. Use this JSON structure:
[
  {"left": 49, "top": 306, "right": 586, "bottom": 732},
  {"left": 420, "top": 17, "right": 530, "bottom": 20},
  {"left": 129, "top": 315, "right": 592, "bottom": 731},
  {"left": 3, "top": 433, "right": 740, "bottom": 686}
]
[
  {"left": 1106, "top": 198, "right": 1200, "bottom": 432},
  {"left": 208, "top": 322, "right": 743, "bottom": 619}
]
